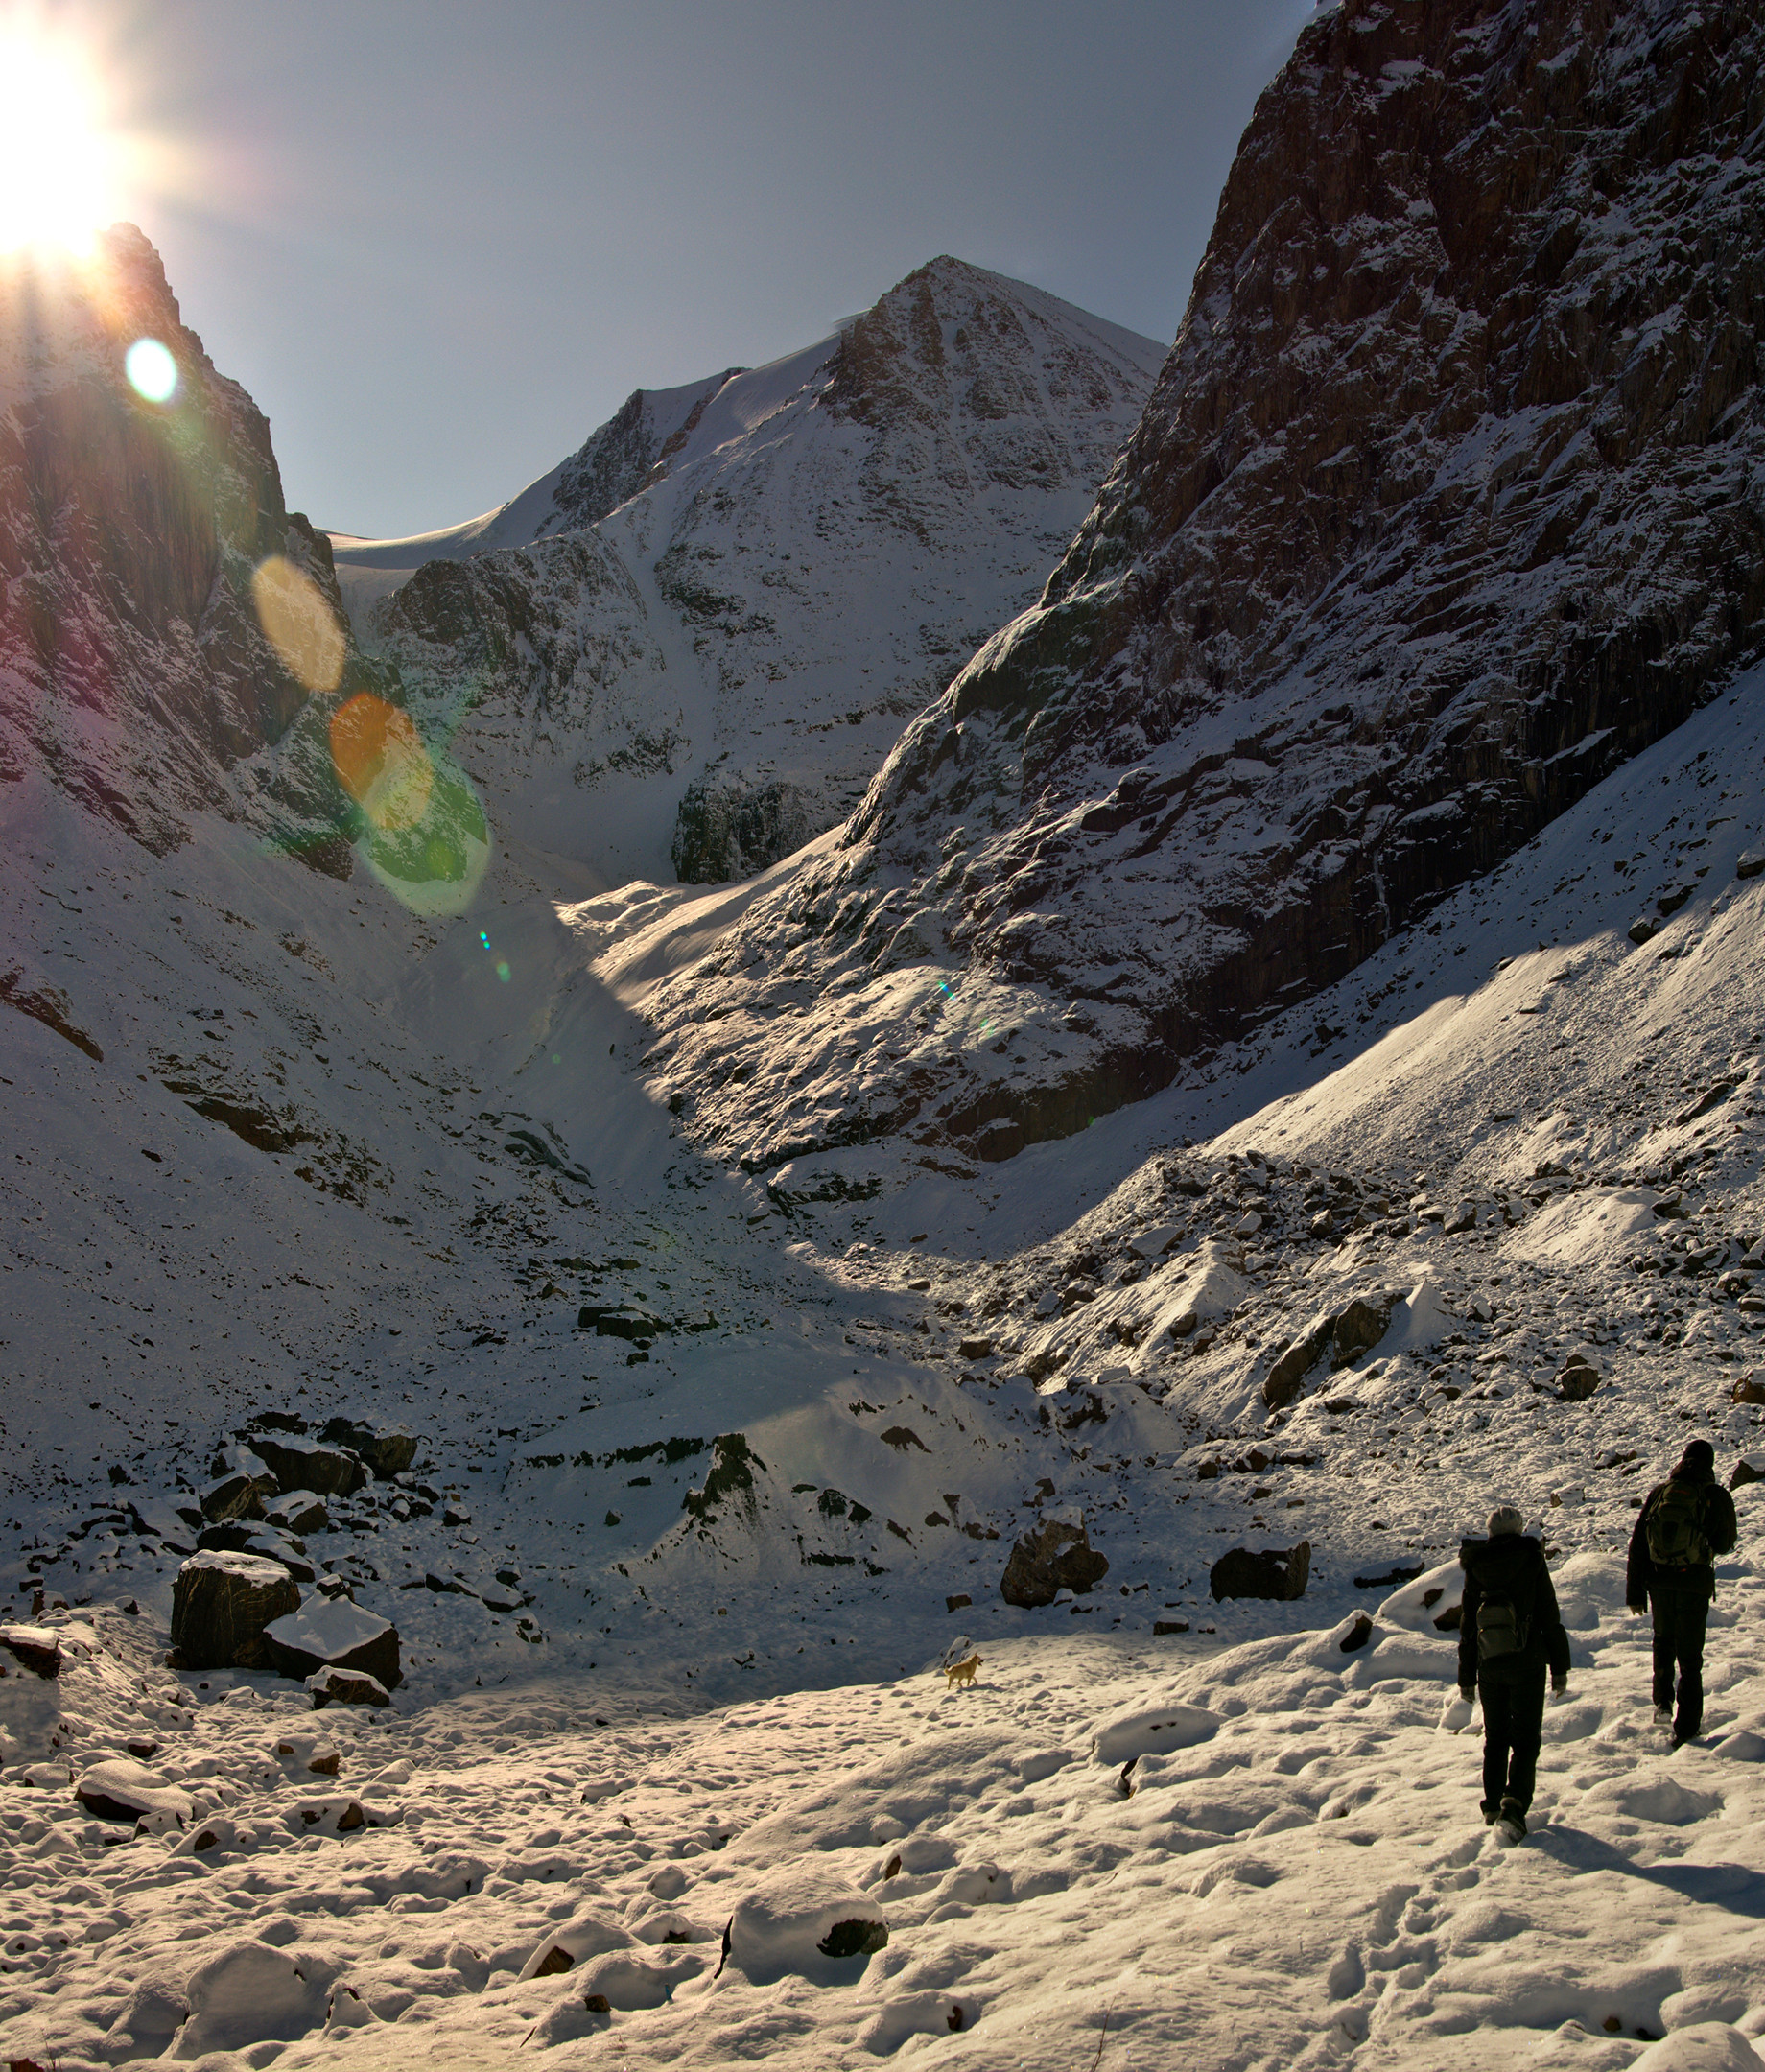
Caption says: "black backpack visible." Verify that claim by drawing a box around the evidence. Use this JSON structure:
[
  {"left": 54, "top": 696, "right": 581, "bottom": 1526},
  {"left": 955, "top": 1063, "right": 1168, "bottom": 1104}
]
[
  {"left": 1646, "top": 1481, "right": 1711, "bottom": 1567},
  {"left": 1473, "top": 1548, "right": 1537, "bottom": 1663}
]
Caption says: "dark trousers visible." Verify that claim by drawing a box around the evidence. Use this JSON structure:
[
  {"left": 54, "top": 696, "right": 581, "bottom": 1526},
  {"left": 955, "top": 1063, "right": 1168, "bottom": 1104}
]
[
  {"left": 1480, "top": 1666, "right": 1545, "bottom": 1817},
  {"left": 1651, "top": 1585, "right": 1710, "bottom": 1738}
]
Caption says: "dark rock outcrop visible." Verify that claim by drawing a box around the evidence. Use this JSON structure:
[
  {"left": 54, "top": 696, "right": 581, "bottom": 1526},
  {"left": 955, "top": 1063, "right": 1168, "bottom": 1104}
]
[
  {"left": 646, "top": 0, "right": 1765, "bottom": 1169},
  {"left": 0, "top": 227, "right": 368, "bottom": 858},
  {"left": 318, "top": 1417, "right": 417, "bottom": 1480},
  {"left": 1211, "top": 1541, "right": 1311, "bottom": 1603},
  {"left": 1000, "top": 1519, "right": 1110, "bottom": 1607},
  {"left": 248, "top": 1435, "right": 367, "bottom": 1498},
  {"left": 264, "top": 1601, "right": 402, "bottom": 1691},
  {"left": 170, "top": 1552, "right": 300, "bottom": 1670}
]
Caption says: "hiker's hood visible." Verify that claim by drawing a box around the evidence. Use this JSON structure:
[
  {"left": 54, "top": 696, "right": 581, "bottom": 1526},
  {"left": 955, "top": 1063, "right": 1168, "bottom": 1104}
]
[
  {"left": 1669, "top": 1462, "right": 1717, "bottom": 1485},
  {"left": 1459, "top": 1533, "right": 1541, "bottom": 1577}
]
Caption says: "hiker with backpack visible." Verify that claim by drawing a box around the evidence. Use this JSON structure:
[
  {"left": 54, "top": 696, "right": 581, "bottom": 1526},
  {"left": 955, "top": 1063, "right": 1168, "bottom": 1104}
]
[
  {"left": 1626, "top": 1438, "right": 1739, "bottom": 1748},
  {"left": 1457, "top": 1505, "right": 1571, "bottom": 1841}
]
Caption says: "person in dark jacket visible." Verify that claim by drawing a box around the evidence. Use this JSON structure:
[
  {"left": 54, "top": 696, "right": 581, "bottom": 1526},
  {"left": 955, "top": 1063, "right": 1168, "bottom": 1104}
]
[
  {"left": 1457, "top": 1504, "right": 1571, "bottom": 1840},
  {"left": 1626, "top": 1437, "right": 1740, "bottom": 1747}
]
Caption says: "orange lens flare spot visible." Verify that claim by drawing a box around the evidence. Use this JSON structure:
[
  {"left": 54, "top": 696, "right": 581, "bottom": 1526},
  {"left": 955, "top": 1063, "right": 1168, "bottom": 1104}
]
[
  {"left": 251, "top": 554, "right": 346, "bottom": 695},
  {"left": 329, "top": 693, "right": 435, "bottom": 834}
]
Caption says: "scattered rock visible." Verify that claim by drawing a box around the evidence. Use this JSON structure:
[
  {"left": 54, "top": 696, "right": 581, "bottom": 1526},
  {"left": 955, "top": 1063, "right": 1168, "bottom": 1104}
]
[
  {"left": 1000, "top": 1519, "right": 1109, "bottom": 1607},
  {"left": 1332, "top": 1296, "right": 1397, "bottom": 1366},
  {"left": 75, "top": 1758, "right": 195, "bottom": 1826},
  {"left": 1731, "top": 1377, "right": 1765, "bottom": 1405},
  {"left": 725, "top": 1870, "right": 888, "bottom": 1977},
  {"left": 1558, "top": 1355, "right": 1600, "bottom": 1402},
  {"left": 1738, "top": 852, "right": 1765, "bottom": 881},
  {"left": 1153, "top": 1618, "right": 1189, "bottom": 1636},
  {"left": 1629, "top": 915, "right": 1661, "bottom": 945},
  {"left": 946, "top": 1593, "right": 972, "bottom": 1613},
  {"left": 174, "top": 1939, "right": 326, "bottom": 2058},
  {"left": 1093, "top": 1702, "right": 1220, "bottom": 1765},
  {"left": 170, "top": 1552, "right": 301, "bottom": 1671},
  {"left": 0, "top": 1624, "right": 61, "bottom": 1678},
  {"left": 956, "top": 1335, "right": 994, "bottom": 1360},
  {"left": 1336, "top": 1612, "right": 1375, "bottom": 1653},
  {"left": 578, "top": 1304, "right": 668, "bottom": 1342},
  {"left": 265, "top": 1599, "right": 402, "bottom": 1691},
  {"left": 318, "top": 1417, "right": 417, "bottom": 1479},
  {"left": 199, "top": 1472, "right": 268, "bottom": 1525},
  {"left": 248, "top": 1435, "right": 367, "bottom": 1498},
  {"left": 1126, "top": 1224, "right": 1184, "bottom": 1260},
  {"left": 519, "top": 1910, "right": 638, "bottom": 1982},
  {"left": 1263, "top": 1315, "right": 1332, "bottom": 1408},
  {"left": 1210, "top": 1541, "right": 1311, "bottom": 1603},
  {"left": 1730, "top": 1457, "right": 1764, "bottom": 1493},
  {"left": 307, "top": 1664, "right": 391, "bottom": 1709},
  {"left": 263, "top": 1493, "right": 328, "bottom": 1536},
  {"left": 1443, "top": 1201, "right": 1477, "bottom": 1235}
]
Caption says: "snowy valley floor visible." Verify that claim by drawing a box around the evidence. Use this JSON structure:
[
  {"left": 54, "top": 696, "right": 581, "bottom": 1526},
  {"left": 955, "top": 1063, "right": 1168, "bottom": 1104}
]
[{"left": 7, "top": 672, "right": 1765, "bottom": 2065}]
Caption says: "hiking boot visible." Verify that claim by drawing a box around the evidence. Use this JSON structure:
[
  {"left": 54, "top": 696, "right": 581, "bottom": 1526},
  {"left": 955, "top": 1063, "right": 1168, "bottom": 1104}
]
[
  {"left": 1496, "top": 1798, "right": 1527, "bottom": 1843},
  {"left": 1653, "top": 1705, "right": 1673, "bottom": 1728}
]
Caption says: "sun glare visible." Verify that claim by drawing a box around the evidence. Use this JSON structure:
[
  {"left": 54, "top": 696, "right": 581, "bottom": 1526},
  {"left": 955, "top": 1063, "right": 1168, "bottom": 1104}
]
[{"left": 0, "top": 20, "right": 121, "bottom": 255}]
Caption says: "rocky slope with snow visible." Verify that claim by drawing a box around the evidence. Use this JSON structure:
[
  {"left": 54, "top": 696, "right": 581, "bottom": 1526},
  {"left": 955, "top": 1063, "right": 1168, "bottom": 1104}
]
[
  {"left": 642, "top": 0, "right": 1765, "bottom": 1171},
  {"left": 330, "top": 258, "right": 1165, "bottom": 890},
  {"left": 0, "top": 226, "right": 358, "bottom": 862}
]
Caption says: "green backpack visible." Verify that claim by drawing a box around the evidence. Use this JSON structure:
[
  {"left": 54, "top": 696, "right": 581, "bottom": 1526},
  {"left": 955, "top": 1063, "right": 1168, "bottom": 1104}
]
[
  {"left": 1472, "top": 1548, "right": 1536, "bottom": 1663},
  {"left": 1646, "top": 1482, "right": 1711, "bottom": 1567}
]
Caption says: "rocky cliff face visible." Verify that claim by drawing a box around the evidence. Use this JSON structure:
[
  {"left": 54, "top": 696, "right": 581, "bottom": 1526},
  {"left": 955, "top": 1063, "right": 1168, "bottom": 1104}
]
[
  {"left": 346, "top": 258, "right": 1165, "bottom": 890},
  {"left": 0, "top": 227, "right": 348, "bottom": 857},
  {"left": 643, "top": 0, "right": 1765, "bottom": 1172}
]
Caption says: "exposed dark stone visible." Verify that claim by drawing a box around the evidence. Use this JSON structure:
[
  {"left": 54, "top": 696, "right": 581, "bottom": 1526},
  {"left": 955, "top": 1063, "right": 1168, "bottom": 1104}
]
[
  {"left": 199, "top": 1472, "right": 268, "bottom": 1525},
  {"left": 946, "top": 1594, "right": 972, "bottom": 1613},
  {"left": 578, "top": 1305, "right": 668, "bottom": 1342},
  {"left": 817, "top": 1918, "right": 889, "bottom": 1961},
  {"left": 264, "top": 1602, "right": 401, "bottom": 1691},
  {"left": 672, "top": 779, "right": 816, "bottom": 885},
  {"left": 1558, "top": 1357, "right": 1600, "bottom": 1402},
  {"left": 1331, "top": 1297, "right": 1397, "bottom": 1367},
  {"left": 1337, "top": 1612, "right": 1374, "bottom": 1654},
  {"left": 249, "top": 1435, "right": 367, "bottom": 1498},
  {"left": 0, "top": 1624, "right": 61, "bottom": 1678},
  {"left": 318, "top": 1418, "right": 417, "bottom": 1480},
  {"left": 308, "top": 1664, "right": 391, "bottom": 1709},
  {"left": 1730, "top": 1458, "right": 1764, "bottom": 1493},
  {"left": 170, "top": 1552, "right": 300, "bottom": 1671},
  {"left": 1000, "top": 1519, "right": 1110, "bottom": 1607},
  {"left": 1210, "top": 1541, "right": 1311, "bottom": 1603}
]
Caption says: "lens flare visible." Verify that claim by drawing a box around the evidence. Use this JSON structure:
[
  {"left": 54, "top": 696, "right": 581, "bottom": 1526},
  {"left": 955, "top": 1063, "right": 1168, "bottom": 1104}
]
[
  {"left": 0, "top": 21, "right": 121, "bottom": 255},
  {"left": 124, "top": 336, "right": 177, "bottom": 403},
  {"left": 252, "top": 554, "right": 346, "bottom": 695},
  {"left": 329, "top": 694, "right": 434, "bottom": 833}
]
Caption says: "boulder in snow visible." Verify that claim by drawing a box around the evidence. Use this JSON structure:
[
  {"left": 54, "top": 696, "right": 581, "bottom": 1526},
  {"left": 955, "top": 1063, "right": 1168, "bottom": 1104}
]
[
  {"left": 1210, "top": 1540, "right": 1310, "bottom": 1602},
  {"left": 1000, "top": 1519, "right": 1109, "bottom": 1607},
  {"left": 307, "top": 1663, "right": 391, "bottom": 1709},
  {"left": 1730, "top": 1457, "right": 1764, "bottom": 1492},
  {"left": 518, "top": 1909, "right": 637, "bottom": 1981},
  {"left": 170, "top": 1552, "right": 300, "bottom": 1672},
  {"left": 75, "top": 1757, "right": 194, "bottom": 1826},
  {"left": 199, "top": 1472, "right": 268, "bottom": 1525},
  {"left": 0, "top": 1624, "right": 61, "bottom": 1678},
  {"left": 171, "top": 1939, "right": 325, "bottom": 2058},
  {"left": 265, "top": 1598, "right": 401, "bottom": 1690},
  {"left": 1092, "top": 1702, "right": 1220, "bottom": 1766},
  {"left": 318, "top": 1416, "right": 417, "bottom": 1480},
  {"left": 264, "top": 1492, "right": 328, "bottom": 1535},
  {"left": 1557, "top": 1354, "right": 1600, "bottom": 1401},
  {"left": 249, "top": 1434, "right": 367, "bottom": 1498},
  {"left": 725, "top": 1867, "right": 887, "bottom": 1978},
  {"left": 1630, "top": 2024, "right": 1764, "bottom": 2072}
]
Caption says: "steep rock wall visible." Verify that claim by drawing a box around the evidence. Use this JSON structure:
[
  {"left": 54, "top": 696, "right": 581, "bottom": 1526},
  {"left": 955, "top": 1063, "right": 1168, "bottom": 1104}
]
[{"left": 644, "top": 0, "right": 1765, "bottom": 1168}]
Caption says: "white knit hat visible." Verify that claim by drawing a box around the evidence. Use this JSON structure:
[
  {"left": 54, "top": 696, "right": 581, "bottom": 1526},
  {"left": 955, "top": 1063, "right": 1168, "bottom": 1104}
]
[{"left": 1487, "top": 1504, "right": 1524, "bottom": 1537}]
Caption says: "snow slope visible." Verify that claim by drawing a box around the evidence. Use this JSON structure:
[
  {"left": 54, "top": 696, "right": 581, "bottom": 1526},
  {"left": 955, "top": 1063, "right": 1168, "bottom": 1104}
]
[{"left": 5, "top": 633, "right": 1765, "bottom": 2072}]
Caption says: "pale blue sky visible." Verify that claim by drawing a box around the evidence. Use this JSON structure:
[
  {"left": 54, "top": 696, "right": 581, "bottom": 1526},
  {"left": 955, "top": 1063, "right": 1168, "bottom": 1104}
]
[{"left": 112, "top": 1, "right": 1313, "bottom": 537}]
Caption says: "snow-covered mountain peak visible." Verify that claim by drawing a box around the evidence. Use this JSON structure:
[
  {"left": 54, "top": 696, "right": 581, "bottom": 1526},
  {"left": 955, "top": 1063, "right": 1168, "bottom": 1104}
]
[{"left": 342, "top": 255, "right": 1165, "bottom": 890}]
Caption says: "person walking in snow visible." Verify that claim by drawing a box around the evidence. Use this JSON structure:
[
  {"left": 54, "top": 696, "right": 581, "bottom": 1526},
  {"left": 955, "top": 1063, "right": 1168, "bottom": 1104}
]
[
  {"left": 1626, "top": 1437, "right": 1739, "bottom": 1749},
  {"left": 1457, "top": 1504, "right": 1570, "bottom": 1842}
]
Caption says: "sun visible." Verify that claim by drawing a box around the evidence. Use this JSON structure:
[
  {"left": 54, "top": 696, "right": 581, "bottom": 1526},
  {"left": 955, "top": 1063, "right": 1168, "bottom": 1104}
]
[{"left": 0, "top": 18, "right": 122, "bottom": 256}]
